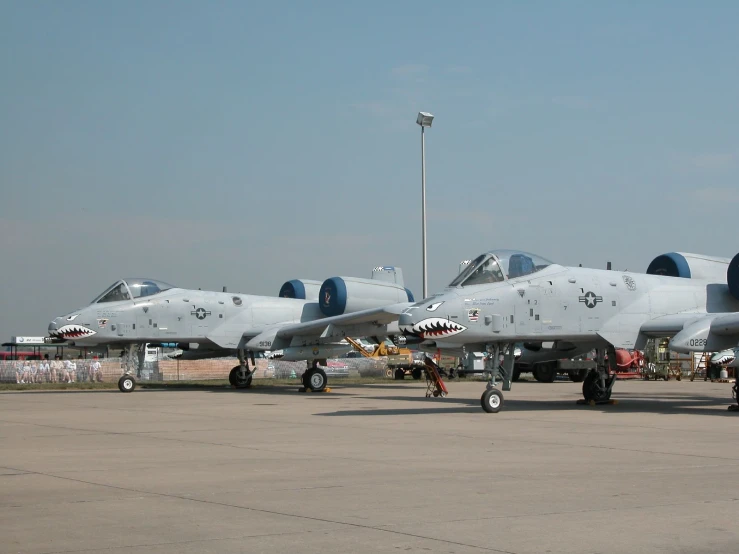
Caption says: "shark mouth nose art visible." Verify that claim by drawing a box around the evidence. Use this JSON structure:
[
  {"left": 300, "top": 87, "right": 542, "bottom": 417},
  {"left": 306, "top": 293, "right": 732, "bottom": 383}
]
[
  {"left": 402, "top": 317, "right": 467, "bottom": 339},
  {"left": 50, "top": 325, "right": 97, "bottom": 340}
]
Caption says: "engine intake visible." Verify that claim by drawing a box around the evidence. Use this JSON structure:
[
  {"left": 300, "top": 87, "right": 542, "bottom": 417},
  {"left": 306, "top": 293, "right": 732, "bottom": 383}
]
[
  {"left": 278, "top": 279, "right": 322, "bottom": 300},
  {"left": 319, "top": 277, "right": 413, "bottom": 316},
  {"left": 646, "top": 252, "right": 730, "bottom": 281}
]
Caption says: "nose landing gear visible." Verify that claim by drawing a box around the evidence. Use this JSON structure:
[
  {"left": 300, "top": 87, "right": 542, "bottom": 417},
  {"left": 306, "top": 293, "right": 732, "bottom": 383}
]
[{"left": 580, "top": 346, "right": 618, "bottom": 405}]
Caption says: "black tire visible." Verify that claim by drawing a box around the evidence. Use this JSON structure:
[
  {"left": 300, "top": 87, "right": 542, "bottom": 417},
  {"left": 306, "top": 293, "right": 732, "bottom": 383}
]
[
  {"left": 385, "top": 368, "right": 393, "bottom": 379},
  {"left": 411, "top": 368, "right": 423, "bottom": 380},
  {"left": 533, "top": 363, "right": 556, "bottom": 383},
  {"left": 512, "top": 368, "right": 522, "bottom": 382},
  {"left": 229, "top": 367, "right": 253, "bottom": 388},
  {"left": 481, "top": 389, "right": 504, "bottom": 413},
  {"left": 458, "top": 370, "right": 467, "bottom": 378},
  {"left": 394, "top": 369, "right": 405, "bottom": 380},
  {"left": 301, "top": 370, "right": 312, "bottom": 388},
  {"left": 118, "top": 374, "right": 136, "bottom": 393},
  {"left": 306, "top": 368, "right": 327, "bottom": 391},
  {"left": 582, "top": 371, "right": 611, "bottom": 402},
  {"left": 568, "top": 369, "right": 587, "bottom": 383}
]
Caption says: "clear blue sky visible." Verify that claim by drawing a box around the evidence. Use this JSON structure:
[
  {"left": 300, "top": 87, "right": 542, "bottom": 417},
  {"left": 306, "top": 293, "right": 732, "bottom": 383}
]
[{"left": 1, "top": 1, "right": 738, "bottom": 339}]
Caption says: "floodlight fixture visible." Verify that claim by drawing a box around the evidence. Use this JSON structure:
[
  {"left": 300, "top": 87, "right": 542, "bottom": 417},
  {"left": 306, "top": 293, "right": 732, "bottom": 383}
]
[{"left": 416, "top": 112, "right": 434, "bottom": 127}]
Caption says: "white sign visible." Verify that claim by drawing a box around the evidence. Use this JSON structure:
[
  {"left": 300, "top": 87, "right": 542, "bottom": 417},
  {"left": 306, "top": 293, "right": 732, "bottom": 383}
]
[{"left": 11, "top": 336, "right": 47, "bottom": 344}]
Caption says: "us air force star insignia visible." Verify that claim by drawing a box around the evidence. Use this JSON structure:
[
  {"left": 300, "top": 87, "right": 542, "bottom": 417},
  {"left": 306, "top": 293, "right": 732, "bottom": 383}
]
[
  {"left": 191, "top": 307, "right": 212, "bottom": 320},
  {"left": 578, "top": 291, "right": 603, "bottom": 308}
]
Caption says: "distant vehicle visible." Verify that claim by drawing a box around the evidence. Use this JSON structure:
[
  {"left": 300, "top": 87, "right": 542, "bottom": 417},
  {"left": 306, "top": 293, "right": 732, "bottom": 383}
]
[
  {"left": 0, "top": 351, "right": 42, "bottom": 361},
  {"left": 323, "top": 360, "right": 350, "bottom": 378}
]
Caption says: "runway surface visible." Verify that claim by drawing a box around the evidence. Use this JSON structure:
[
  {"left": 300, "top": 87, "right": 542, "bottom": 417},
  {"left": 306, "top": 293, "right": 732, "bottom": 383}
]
[{"left": 2, "top": 379, "right": 738, "bottom": 553}]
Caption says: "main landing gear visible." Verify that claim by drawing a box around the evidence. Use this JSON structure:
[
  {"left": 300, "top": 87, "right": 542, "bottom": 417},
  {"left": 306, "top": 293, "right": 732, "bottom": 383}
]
[
  {"left": 301, "top": 359, "right": 328, "bottom": 392},
  {"left": 480, "top": 343, "right": 515, "bottom": 413},
  {"left": 118, "top": 344, "right": 142, "bottom": 392},
  {"left": 229, "top": 348, "right": 254, "bottom": 389},
  {"left": 729, "top": 381, "right": 739, "bottom": 412},
  {"left": 580, "top": 346, "right": 618, "bottom": 405}
]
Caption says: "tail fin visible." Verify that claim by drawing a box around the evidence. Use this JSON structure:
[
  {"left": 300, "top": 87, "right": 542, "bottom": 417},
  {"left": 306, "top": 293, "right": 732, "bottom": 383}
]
[
  {"left": 372, "top": 266, "right": 404, "bottom": 286},
  {"left": 372, "top": 266, "right": 414, "bottom": 302}
]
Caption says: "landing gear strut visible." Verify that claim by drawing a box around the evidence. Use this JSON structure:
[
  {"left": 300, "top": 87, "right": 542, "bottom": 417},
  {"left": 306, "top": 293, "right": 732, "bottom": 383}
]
[
  {"left": 581, "top": 346, "right": 617, "bottom": 404},
  {"left": 302, "top": 359, "right": 328, "bottom": 392},
  {"left": 729, "top": 381, "right": 739, "bottom": 412},
  {"left": 118, "top": 344, "right": 139, "bottom": 393},
  {"left": 480, "top": 343, "right": 514, "bottom": 413},
  {"left": 229, "top": 348, "right": 253, "bottom": 388}
]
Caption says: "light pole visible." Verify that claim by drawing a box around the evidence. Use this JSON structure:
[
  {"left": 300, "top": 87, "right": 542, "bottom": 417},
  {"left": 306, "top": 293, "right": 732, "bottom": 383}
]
[{"left": 416, "top": 111, "right": 434, "bottom": 299}]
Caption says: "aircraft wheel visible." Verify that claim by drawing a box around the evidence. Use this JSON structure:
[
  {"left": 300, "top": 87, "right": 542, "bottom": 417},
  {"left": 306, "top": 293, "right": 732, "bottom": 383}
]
[
  {"left": 118, "top": 374, "right": 136, "bottom": 393},
  {"left": 385, "top": 368, "right": 393, "bottom": 379},
  {"left": 481, "top": 389, "right": 504, "bottom": 413},
  {"left": 411, "top": 368, "right": 423, "bottom": 380},
  {"left": 307, "top": 368, "right": 327, "bottom": 391},
  {"left": 582, "top": 371, "right": 610, "bottom": 402},
  {"left": 533, "top": 363, "right": 556, "bottom": 383},
  {"left": 394, "top": 369, "right": 405, "bottom": 380},
  {"left": 229, "top": 367, "right": 252, "bottom": 388},
  {"left": 512, "top": 368, "right": 522, "bottom": 382}
]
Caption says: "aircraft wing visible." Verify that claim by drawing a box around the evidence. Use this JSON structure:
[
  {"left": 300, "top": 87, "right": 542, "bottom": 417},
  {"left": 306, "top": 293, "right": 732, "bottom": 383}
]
[
  {"left": 206, "top": 303, "right": 412, "bottom": 350},
  {"left": 275, "top": 303, "right": 412, "bottom": 340},
  {"left": 638, "top": 313, "right": 708, "bottom": 336},
  {"left": 639, "top": 312, "right": 739, "bottom": 336},
  {"left": 710, "top": 312, "right": 739, "bottom": 335}
]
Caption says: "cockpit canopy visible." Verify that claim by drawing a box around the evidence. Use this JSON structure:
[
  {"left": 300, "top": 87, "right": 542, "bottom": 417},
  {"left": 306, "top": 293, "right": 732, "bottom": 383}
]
[
  {"left": 92, "top": 278, "right": 175, "bottom": 303},
  {"left": 449, "top": 250, "right": 553, "bottom": 287}
]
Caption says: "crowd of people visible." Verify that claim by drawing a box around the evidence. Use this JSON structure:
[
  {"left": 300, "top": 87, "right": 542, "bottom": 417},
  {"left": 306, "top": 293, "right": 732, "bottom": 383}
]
[{"left": 14, "top": 354, "right": 103, "bottom": 384}]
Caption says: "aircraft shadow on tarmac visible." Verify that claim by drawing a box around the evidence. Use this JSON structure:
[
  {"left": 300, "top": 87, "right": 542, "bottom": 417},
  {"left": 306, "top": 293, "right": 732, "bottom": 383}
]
[
  {"left": 4, "top": 383, "right": 736, "bottom": 417},
  {"left": 312, "top": 391, "right": 739, "bottom": 418}
]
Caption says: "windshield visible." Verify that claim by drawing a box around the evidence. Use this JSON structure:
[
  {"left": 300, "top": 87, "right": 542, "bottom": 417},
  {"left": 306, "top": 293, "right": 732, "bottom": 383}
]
[
  {"left": 449, "top": 250, "right": 553, "bottom": 287},
  {"left": 124, "top": 278, "right": 174, "bottom": 299},
  {"left": 93, "top": 278, "right": 174, "bottom": 303},
  {"left": 94, "top": 281, "right": 131, "bottom": 303}
]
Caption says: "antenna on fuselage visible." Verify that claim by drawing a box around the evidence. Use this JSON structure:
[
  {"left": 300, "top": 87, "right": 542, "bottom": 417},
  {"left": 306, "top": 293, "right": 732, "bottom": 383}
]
[
  {"left": 607, "top": 261, "right": 612, "bottom": 270},
  {"left": 223, "top": 286, "right": 227, "bottom": 292}
]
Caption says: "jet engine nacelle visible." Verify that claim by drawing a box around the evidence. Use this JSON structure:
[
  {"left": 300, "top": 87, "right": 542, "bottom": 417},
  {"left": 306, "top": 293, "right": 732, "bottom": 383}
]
[
  {"left": 728, "top": 252, "right": 739, "bottom": 300},
  {"left": 646, "top": 252, "right": 731, "bottom": 282},
  {"left": 278, "top": 279, "right": 322, "bottom": 300},
  {"left": 319, "top": 277, "right": 413, "bottom": 316}
]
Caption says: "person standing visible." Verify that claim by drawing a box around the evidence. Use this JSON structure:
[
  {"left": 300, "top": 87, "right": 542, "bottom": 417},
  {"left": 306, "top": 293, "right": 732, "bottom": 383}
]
[
  {"left": 90, "top": 356, "right": 102, "bottom": 382},
  {"left": 50, "top": 355, "right": 63, "bottom": 383},
  {"left": 63, "top": 356, "right": 73, "bottom": 383},
  {"left": 15, "top": 357, "right": 24, "bottom": 383},
  {"left": 39, "top": 355, "right": 51, "bottom": 383},
  {"left": 21, "top": 359, "right": 31, "bottom": 383}
]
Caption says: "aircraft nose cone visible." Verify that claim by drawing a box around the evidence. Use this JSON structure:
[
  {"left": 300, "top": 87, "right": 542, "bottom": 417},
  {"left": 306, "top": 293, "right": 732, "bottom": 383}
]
[{"left": 48, "top": 320, "right": 58, "bottom": 332}]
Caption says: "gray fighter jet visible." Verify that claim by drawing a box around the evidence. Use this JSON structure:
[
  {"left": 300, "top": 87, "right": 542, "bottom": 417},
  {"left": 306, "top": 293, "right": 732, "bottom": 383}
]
[
  {"left": 399, "top": 249, "right": 739, "bottom": 413},
  {"left": 48, "top": 267, "right": 413, "bottom": 392}
]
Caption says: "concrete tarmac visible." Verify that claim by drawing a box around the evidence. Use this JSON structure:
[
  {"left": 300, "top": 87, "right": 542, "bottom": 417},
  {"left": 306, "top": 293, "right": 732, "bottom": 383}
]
[{"left": 1, "top": 379, "right": 738, "bottom": 554}]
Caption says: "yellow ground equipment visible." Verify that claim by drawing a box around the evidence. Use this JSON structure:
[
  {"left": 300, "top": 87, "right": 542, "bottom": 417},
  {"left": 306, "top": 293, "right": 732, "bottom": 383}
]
[{"left": 345, "top": 337, "right": 424, "bottom": 379}]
